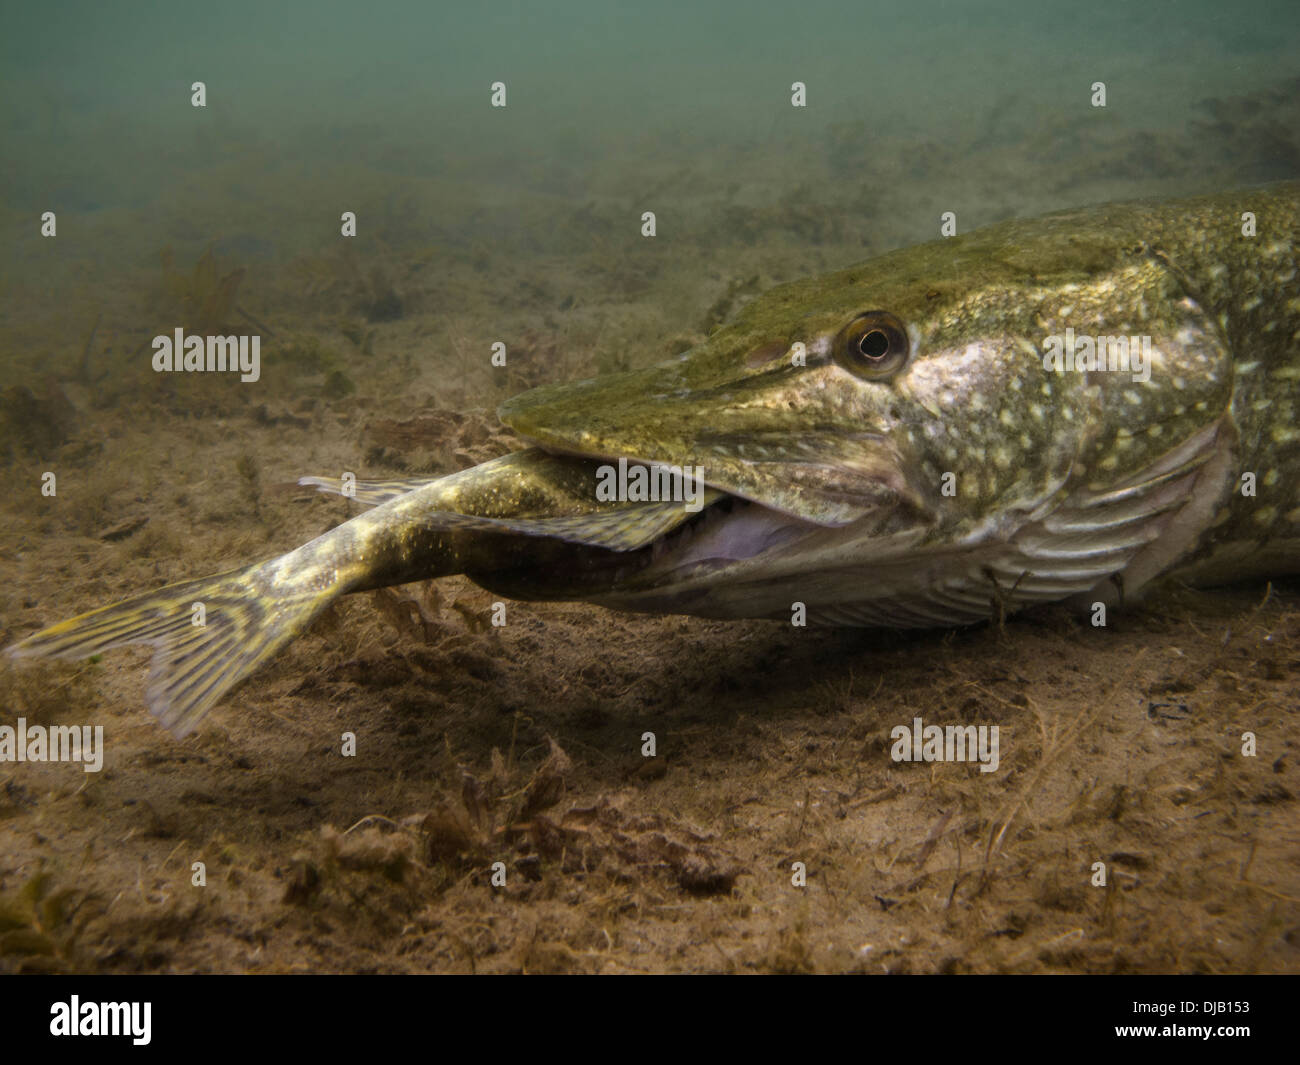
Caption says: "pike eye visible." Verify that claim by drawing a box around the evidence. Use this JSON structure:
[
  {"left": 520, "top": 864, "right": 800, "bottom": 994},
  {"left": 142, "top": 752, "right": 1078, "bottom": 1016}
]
[{"left": 835, "top": 311, "right": 909, "bottom": 379}]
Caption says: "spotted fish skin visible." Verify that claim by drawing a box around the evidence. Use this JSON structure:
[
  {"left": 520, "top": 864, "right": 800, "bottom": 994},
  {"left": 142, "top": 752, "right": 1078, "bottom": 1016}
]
[
  {"left": 1137, "top": 190, "right": 1300, "bottom": 581},
  {"left": 1014, "top": 186, "right": 1300, "bottom": 590},
  {"left": 6, "top": 183, "right": 1299, "bottom": 732}
]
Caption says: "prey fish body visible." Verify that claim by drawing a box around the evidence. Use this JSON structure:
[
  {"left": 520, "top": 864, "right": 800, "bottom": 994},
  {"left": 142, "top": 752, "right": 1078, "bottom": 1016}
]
[{"left": 7, "top": 183, "right": 1300, "bottom": 734}]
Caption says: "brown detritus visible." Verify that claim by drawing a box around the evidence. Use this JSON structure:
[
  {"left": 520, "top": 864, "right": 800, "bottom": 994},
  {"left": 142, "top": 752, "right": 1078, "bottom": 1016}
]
[
  {"left": 361, "top": 266, "right": 403, "bottom": 322},
  {"left": 371, "top": 586, "right": 441, "bottom": 645},
  {"left": 363, "top": 408, "right": 519, "bottom": 473},
  {"left": 78, "top": 313, "right": 102, "bottom": 384},
  {"left": 98, "top": 515, "right": 149, "bottom": 542},
  {"left": 0, "top": 866, "right": 87, "bottom": 972},
  {"left": 0, "top": 379, "right": 79, "bottom": 460}
]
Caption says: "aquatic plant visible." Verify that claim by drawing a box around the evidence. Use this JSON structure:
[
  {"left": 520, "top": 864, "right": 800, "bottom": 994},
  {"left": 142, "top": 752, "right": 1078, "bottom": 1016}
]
[{"left": 158, "top": 246, "right": 246, "bottom": 333}]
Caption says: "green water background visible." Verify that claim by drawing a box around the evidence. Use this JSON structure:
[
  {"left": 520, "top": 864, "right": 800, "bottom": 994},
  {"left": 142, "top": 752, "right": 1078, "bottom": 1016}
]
[{"left": 1, "top": 0, "right": 1297, "bottom": 405}]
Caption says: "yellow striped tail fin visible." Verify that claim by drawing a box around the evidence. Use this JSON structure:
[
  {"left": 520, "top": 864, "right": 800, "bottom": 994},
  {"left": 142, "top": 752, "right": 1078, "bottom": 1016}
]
[{"left": 3, "top": 562, "right": 340, "bottom": 737}]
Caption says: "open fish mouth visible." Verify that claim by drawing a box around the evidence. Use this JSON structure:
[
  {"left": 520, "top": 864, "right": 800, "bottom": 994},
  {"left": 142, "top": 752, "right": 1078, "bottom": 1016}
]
[
  {"left": 455, "top": 452, "right": 829, "bottom": 602},
  {"left": 489, "top": 359, "right": 929, "bottom": 604},
  {"left": 592, "top": 487, "right": 821, "bottom": 582},
  {"left": 486, "top": 366, "right": 928, "bottom": 605}
]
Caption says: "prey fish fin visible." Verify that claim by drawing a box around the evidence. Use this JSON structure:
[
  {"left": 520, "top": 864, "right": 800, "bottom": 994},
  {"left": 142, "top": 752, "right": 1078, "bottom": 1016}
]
[
  {"left": 4, "top": 562, "right": 340, "bottom": 737},
  {"left": 298, "top": 474, "right": 442, "bottom": 508}
]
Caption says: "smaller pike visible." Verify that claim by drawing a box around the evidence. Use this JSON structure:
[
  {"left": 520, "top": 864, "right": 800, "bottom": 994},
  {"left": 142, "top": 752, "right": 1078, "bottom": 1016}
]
[{"left": 6, "top": 183, "right": 1300, "bottom": 737}]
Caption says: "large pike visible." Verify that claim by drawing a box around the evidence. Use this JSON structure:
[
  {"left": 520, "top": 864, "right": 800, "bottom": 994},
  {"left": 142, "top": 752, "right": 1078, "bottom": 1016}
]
[{"left": 7, "top": 183, "right": 1299, "bottom": 736}]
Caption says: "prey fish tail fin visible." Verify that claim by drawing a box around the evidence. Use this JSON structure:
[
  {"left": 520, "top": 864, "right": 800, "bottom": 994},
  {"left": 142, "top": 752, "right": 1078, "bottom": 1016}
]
[{"left": 4, "top": 560, "right": 341, "bottom": 737}]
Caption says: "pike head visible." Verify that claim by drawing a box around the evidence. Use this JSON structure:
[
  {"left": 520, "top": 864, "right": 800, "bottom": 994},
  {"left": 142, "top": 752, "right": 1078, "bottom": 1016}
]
[{"left": 496, "top": 209, "right": 1237, "bottom": 625}]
